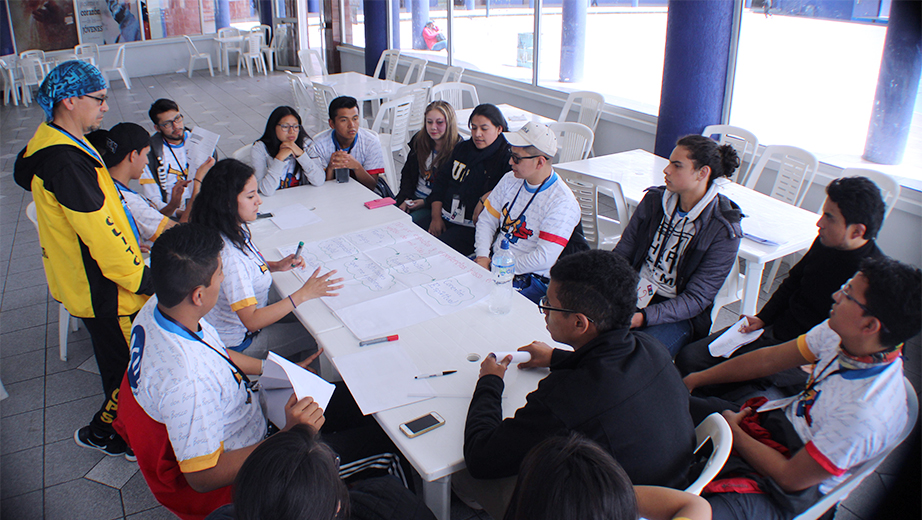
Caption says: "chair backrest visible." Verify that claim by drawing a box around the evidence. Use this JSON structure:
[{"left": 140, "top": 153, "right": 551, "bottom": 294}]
[
  {"left": 395, "top": 81, "right": 432, "bottom": 135},
  {"left": 685, "top": 413, "right": 733, "bottom": 495},
  {"left": 548, "top": 122, "right": 594, "bottom": 163},
  {"left": 19, "top": 57, "right": 45, "bottom": 86},
  {"left": 709, "top": 259, "right": 743, "bottom": 333},
  {"left": 561, "top": 171, "right": 630, "bottom": 250},
  {"left": 557, "top": 90, "right": 604, "bottom": 133},
  {"left": 440, "top": 66, "right": 463, "bottom": 84},
  {"left": 217, "top": 27, "right": 239, "bottom": 38},
  {"left": 702, "top": 124, "right": 759, "bottom": 183},
  {"left": 184, "top": 35, "right": 201, "bottom": 55},
  {"left": 372, "top": 49, "right": 401, "bottom": 81},
  {"left": 232, "top": 143, "right": 254, "bottom": 166},
  {"left": 429, "top": 82, "right": 479, "bottom": 110},
  {"left": 312, "top": 82, "right": 338, "bottom": 117},
  {"left": 299, "top": 49, "right": 328, "bottom": 77},
  {"left": 402, "top": 57, "right": 428, "bottom": 85},
  {"left": 377, "top": 132, "right": 399, "bottom": 198},
  {"left": 20, "top": 50, "right": 45, "bottom": 61},
  {"left": 793, "top": 378, "right": 918, "bottom": 520},
  {"left": 245, "top": 33, "right": 262, "bottom": 55},
  {"left": 74, "top": 43, "right": 98, "bottom": 64},
  {"left": 745, "top": 144, "right": 818, "bottom": 208},
  {"left": 111, "top": 45, "right": 127, "bottom": 69},
  {"left": 839, "top": 167, "right": 901, "bottom": 219},
  {"left": 285, "top": 71, "right": 323, "bottom": 133},
  {"left": 371, "top": 95, "right": 414, "bottom": 154},
  {"left": 251, "top": 24, "right": 271, "bottom": 43}
]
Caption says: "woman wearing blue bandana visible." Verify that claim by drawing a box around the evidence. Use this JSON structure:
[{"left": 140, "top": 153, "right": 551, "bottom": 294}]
[{"left": 14, "top": 60, "right": 153, "bottom": 460}]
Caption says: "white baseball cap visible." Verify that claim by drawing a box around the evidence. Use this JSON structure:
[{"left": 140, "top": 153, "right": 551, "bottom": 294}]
[{"left": 504, "top": 121, "right": 558, "bottom": 158}]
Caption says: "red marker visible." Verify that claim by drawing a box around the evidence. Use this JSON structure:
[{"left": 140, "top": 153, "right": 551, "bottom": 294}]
[{"left": 358, "top": 334, "right": 399, "bottom": 347}]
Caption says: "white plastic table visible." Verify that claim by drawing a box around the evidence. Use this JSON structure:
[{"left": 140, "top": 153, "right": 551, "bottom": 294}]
[
  {"left": 213, "top": 35, "right": 243, "bottom": 75},
  {"left": 306, "top": 71, "right": 405, "bottom": 121},
  {"left": 249, "top": 181, "right": 561, "bottom": 520},
  {"left": 555, "top": 149, "right": 820, "bottom": 317},
  {"left": 455, "top": 103, "right": 556, "bottom": 137}
]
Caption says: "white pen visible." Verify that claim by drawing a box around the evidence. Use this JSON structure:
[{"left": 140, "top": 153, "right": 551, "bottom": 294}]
[{"left": 414, "top": 370, "right": 457, "bottom": 379}]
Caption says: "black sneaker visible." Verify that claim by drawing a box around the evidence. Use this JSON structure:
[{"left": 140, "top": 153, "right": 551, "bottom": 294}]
[
  {"left": 74, "top": 426, "right": 128, "bottom": 457},
  {"left": 125, "top": 446, "right": 137, "bottom": 463}
]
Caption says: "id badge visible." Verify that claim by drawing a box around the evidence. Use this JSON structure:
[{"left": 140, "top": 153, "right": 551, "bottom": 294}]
[
  {"left": 448, "top": 195, "right": 466, "bottom": 224},
  {"left": 756, "top": 395, "right": 798, "bottom": 413},
  {"left": 636, "top": 277, "right": 656, "bottom": 309}
]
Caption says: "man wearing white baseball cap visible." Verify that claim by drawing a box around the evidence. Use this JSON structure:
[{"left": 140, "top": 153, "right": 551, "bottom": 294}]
[{"left": 474, "top": 121, "right": 581, "bottom": 303}]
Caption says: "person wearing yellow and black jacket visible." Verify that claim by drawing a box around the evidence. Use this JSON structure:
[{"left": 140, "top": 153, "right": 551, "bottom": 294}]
[{"left": 14, "top": 60, "right": 153, "bottom": 460}]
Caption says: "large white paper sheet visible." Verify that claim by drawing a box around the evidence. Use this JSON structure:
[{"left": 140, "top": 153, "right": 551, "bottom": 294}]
[
  {"left": 413, "top": 272, "right": 491, "bottom": 316},
  {"left": 334, "top": 289, "right": 438, "bottom": 340},
  {"left": 186, "top": 126, "right": 220, "bottom": 173},
  {"left": 708, "top": 317, "right": 764, "bottom": 358},
  {"left": 332, "top": 343, "right": 435, "bottom": 415},
  {"left": 270, "top": 204, "right": 323, "bottom": 230},
  {"left": 260, "top": 352, "right": 336, "bottom": 428}
]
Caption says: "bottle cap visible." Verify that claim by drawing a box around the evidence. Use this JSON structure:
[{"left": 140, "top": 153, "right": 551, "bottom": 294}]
[{"left": 501, "top": 238, "right": 510, "bottom": 250}]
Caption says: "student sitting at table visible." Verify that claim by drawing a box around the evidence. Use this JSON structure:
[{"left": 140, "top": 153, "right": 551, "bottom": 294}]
[
  {"left": 458, "top": 250, "right": 695, "bottom": 519},
  {"left": 613, "top": 134, "right": 742, "bottom": 357},
  {"left": 308, "top": 96, "right": 389, "bottom": 196},
  {"left": 395, "top": 100, "right": 461, "bottom": 226},
  {"left": 426, "top": 103, "right": 512, "bottom": 256},
  {"left": 504, "top": 434, "right": 711, "bottom": 520},
  {"left": 251, "top": 106, "right": 324, "bottom": 196},
  {"left": 189, "top": 158, "right": 343, "bottom": 360},
  {"left": 474, "top": 122, "right": 580, "bottom": 303},
  {"left": 684, "top": 256, "right": 920, "bottom": 520},
  {"left": 675, "top": 176, "right": 886, "bottom": 399}
]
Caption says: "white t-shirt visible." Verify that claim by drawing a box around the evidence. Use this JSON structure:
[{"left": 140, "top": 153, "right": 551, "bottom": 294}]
[
  {"left": 788, "top": 320, "right": 908, "bottom": 494},
  {"left": 127, "top": 296, "right": 266, "bottom": 473},
  {"left": 308, "top": 128, "right": 386, "bottom": 179},
  {"left": 475, "top": 171, "right": 580, "bottom": 278},
  {"left": 139, "top": 130, "right": 193, "bottom": 211},
  {"left": 205, "top": 233, "right": 273, "bottom": 348},
  {"left": 114, "top": 181, "right": 170, "bottom": 247}
]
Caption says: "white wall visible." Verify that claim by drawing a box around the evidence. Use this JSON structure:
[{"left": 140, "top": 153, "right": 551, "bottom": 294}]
[
  {"left": 44, "top": 35, "right": 222, "bottom": 79},
  {"left": 340, "top": 44, "right": 922, "bottom": 268}
]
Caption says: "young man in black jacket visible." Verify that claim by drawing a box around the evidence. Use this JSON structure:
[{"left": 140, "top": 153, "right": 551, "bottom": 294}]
[{"left": 457, "top": 250, "right": 695, "bottom": 519}]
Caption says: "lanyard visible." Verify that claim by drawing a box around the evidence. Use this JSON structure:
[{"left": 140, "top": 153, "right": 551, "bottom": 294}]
[
  {"left": 242, "top": 227, "right": 269, "bottom": 271},
  {"left": 156, "top": 307, "right": 257, "bottom": 403},
  {"left": 501, "top": 175, "right": 550, "bottom": 239},
  {"left": 48, "top": 123, "right": 105, "bottom": 165},
  {"left": 163, "top": 134, "right": 189, "bottom": 180},
  {"left": 113, "top": 180, "right": 142, "bottom": 245}
]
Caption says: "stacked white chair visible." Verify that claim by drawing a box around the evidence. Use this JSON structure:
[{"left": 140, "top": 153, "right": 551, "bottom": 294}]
[{"left": 402, "top": 57, "right": 428, "bottom": 85}]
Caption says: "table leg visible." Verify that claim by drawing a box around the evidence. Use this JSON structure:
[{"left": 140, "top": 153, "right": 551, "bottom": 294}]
[
  {"left": 224, "top": 47, "right": 231, "bottom": 76},
  {"left": 741, "top": 260, "right": 766, "bottom": 316},
  {"left": 423, "top": 475, "right": 452, "bottom": 520}
]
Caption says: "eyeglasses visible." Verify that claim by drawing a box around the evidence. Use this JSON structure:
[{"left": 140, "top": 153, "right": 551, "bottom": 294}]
[
  {"left": 83, "top": 94, "right": 108, "bottom": 106},
  {"left": 277, "top": 123, "right": 301, "bottom": 132},
  {"left": 838, "top": 280, "right": 890, "bottom": 334},
  {"left": 158, "top": 114, "right": 184, "bottom": 129},
  {"left": 538, "top": 296, "right": 594, "bottom": 323},
  {"left": 510, "top": 154, "right": 543, "bottom": 164}
]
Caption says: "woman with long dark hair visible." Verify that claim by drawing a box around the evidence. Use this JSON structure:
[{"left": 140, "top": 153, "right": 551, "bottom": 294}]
[
  {"left": 251, "top": 106, "right": 324, "bottom": 196},
  {"left": 190, "top": 158, "right": 341, "bottom": 359}
]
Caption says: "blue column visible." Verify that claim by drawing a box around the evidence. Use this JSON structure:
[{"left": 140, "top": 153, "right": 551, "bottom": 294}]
[
  {"left": 215, "top": 0, "right": 231, "bottom": 30},
  {"left": 0, "top": 0, "right": 13, "bottom": 56},
  {"left": 654, "top": 0, "right": 734, "bottom": 157},
  {"left": 411, "top": 0, "right": 430, "bottom": 49},
  {"left": 559, "top": 0, "right": 586, "bottom": 82},
  {"left": 465, "top": 0, "right": 475, "bottom": 11},
  {"left": 863, "top": 0, "right": 921, "bottom": 165},
  {"left": 365, "top": 0, "right": 388, "bottom": 76},
  {"left": 391, "top": 0, "right": 401, "bottom": 49}
]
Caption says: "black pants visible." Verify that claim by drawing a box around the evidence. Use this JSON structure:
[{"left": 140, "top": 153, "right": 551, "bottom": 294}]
[{"left": 81, "top": 314, "right": 135, "bottom": 437}]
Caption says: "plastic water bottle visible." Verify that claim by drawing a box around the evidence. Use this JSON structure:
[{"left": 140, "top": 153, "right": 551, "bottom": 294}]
[{"left": 489, "top": 239, "right": 515, "bottom": 315}]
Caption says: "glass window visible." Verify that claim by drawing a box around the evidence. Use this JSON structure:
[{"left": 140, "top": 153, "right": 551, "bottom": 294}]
[
  {"left": 451, "top": 1, "right": 533, "bottom": 86},
  {"left": 202, "top": 0, "right": 262, "bottom": 34},
  {"left": 146, "top": 0, "right": 203, "bottom": 38},
  {"left": 343, "top": 0, "right": 364, "bottom": 47}
]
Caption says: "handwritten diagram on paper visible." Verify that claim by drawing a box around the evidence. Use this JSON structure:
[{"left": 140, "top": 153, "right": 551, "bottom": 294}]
[{"left": 278, "top": 221, "right": 491, "bottom": 338}]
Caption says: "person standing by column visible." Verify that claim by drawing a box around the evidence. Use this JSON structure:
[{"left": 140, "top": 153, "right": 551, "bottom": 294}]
[{"left": 14, "top": 60, "right": 153, "bottom": 459}]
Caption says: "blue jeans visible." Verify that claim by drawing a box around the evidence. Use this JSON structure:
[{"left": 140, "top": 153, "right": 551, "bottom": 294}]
[
  {"left": 513, "top": 274, "right": 548, "bottom": 304},
  {"left": 640, "top": 319, "right": 692, "bottom": 357}
]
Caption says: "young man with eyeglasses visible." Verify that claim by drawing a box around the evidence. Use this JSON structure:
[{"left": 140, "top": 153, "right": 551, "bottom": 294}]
[
  {"left": 140, "top": 98, "right": 215, "bottom": 218},
  {"left": 473, "top": 122, "right": 580, "bottom": 303},
  {"left": 14, "top": 61, "right": 153, "bottom": 459},
  {"left": 675, "top": 176, "right": 886, "bottom": 399},
  {"left": 683, "top": 257, "right": 920, "bottom": 520},
  {"left": 457, "top": 250, "right": 695, "bottom": 519}
]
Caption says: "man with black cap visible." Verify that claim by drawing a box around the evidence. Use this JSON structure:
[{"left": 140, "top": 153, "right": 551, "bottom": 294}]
[{"left": 14, "top": 61, "right": 153, "bottom": 459}]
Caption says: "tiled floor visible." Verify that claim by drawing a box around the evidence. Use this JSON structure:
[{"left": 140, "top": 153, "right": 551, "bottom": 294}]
[{"left": 1, "top": 70, "right": 919, "bottom": 520}]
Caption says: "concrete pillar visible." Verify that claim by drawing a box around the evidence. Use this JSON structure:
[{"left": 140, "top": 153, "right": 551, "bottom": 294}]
[
  {"left": 365, "top": 0, "right": 388, "bottom": 76},
  {"left": 654, "top": 0, "right": 734, "bottom": 157},
  {"left": 559, "top": 0, "right": 587, "bottom": 82},
  {"left": 863, "top": 0, "right": 921, "bottom": 165},
  {"left": 411, "top": 0, "right": 430, "bottom": 49},
  {"left": 215, "top": 0, "right": 231, "bottom": 29},
  {"left": 391, "top": 0, "right": 401, "bottom": 49}
]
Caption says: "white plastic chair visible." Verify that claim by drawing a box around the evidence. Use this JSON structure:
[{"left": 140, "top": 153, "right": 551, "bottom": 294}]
[
  {"left": 430, "top": 82, "right": 479, "bottom": 110},
  {"left": 286, "top": 71, "right": 325, "bottom": 134},
  {"left": 793, "top": 378, "right": 918, "bottom": 520},
  {"left": 102, "top": 45, "right": 131, "bottom": 89},
  {"left": 18, "top": 57, "right": 46, "bottom": 106},
  {"left": 27, "top": 202, "right": 78, "bottom": 362},
  {"left": 557, "top": 90, "right": 604, "bottom": 133},
  {"left": 183, "top": 36, "right": 214, "bottom": 78},
  {"left": 394, "top": 81, "right": 432, "bottom": 136},
  {"left": 299, "top": 48, "right": 328, "bottom": 77},
  {"left": 232, "top": 143, "right": 254, "bottom": 166},
  {"left": 238, "top": 33, "right": 267, "bottom": 77},
  {"left": 371, "top": 96, "right": 415, "bottom": 172},
  {"left": 217, "top": 27, "right": 242, "bottom": 70},
  {"left": 745, "top": 144, "right": 818, "bottom": 209},
  {"left": 439, "top": 66, "right": 463, "bottom": 84},
  {"left": 840, "top": 168, "right": 901, "bottom": 219},
  {"left": 702, "top": 124, "right": 759, "bottom": 183},
  {"left": 312, "top": 81, "right": 338, "bottom": 117},
  {"left": 259, "top": 30, "right": 277, "bottom": 73},
  {"left": 1, "top": 57, "right": 23, "bottom": 106},
  {"left": 19, "top": 49, "right": 45, "bottom": 62},
  {"left": 548, "top": 122, "right": 594, "bottom": 163},
  {"left": 709, "top": 259, "right": 745, "bottom": 333},
  {"left": 377, "top": 133, "right": 400, "bottom": 198},
  {"left": 372, "top": 49, "right": 401, "bottom": 81},
  {"left": 74, "top": 43, "right": 99, "bottom": 66},
  {"left": 685, "top": 413, "right": 734, "bottom": 495},
  {"left": 402, "top": 57, "right": 428, "bottom": 84},
  {"left": 561, "top": 171, "right": 630, "bottom": 250}
]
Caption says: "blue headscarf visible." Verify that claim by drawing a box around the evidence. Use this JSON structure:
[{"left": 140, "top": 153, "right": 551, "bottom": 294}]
[{"left": 36, "top": 60, "right": 108, "bottom": 122}]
